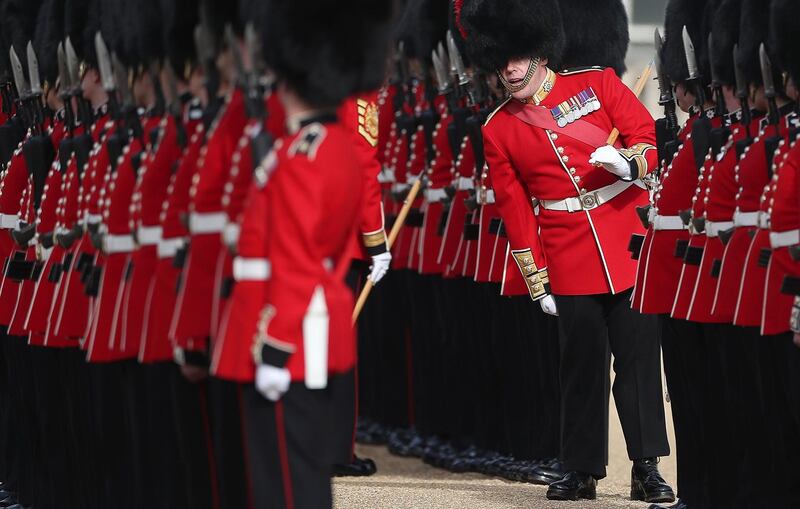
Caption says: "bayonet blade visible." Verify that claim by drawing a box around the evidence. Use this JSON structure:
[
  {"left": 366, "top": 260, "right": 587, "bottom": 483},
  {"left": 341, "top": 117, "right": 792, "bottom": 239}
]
[
  {"left": 654, "top": 29, "right": 670, "bottom": 102},
  {"left": 111, "top": 53, "right": 131, "bottom": 106},
  {"left": 733, "top": 44, "right": 747, "bottom": 99},
  {"left": 244, "top": 24, "right": 263, "bottom": 76},
  {"left": 94, "top": 32, "right": 116, "bottom": 92},
  {"left": 226, "top": 24, "right": 246, "bottom": 86},
  {"left": 26, "top": 41, "right": 41, "bottom": 95},
  {"left": 57, "top": 42, "right": 71, "bottom": 94},
  {"left": 65, "top": 37, "right": 81, "bottom": 92},
  {"left": 682, "top": 26, "right": 699, "bottom": 80},
  {"left": 760, "top": 43, "right": 775, "bottom": 99},
  {"left": 431, "top": 49, "right": 448, "bottom": 94},
  {"left": 447, "top": 31, "right": 469, "bottom": 86},
  {"left": 9, "top": 46, "right": 30, "bottom": 98}
]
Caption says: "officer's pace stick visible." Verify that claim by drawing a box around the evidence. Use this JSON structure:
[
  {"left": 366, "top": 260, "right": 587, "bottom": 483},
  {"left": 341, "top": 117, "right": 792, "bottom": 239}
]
[
  {"left": 352, "top": 178, "right": 423, "bottom": 323},
  {"left": 607, "top": 60, "right": 654, "bottom": 144}
]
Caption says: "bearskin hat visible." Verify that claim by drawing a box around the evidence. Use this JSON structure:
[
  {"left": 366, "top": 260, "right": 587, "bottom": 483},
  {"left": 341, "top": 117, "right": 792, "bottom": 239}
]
[
  {"left": 395, "top": 0, "right": 449, "bottom": 62},
  {"left": 159, "top": 0, "right": 198, "bottom": 78},
  {"left": 708, "top": 0, "right": 740, "bottom": 86},
  {"left": 736, "top": 0, "right": 774, "bottom": 86},
  {"left": 33, "top": 0, "right": 64, "bottom": 87},
  {"left": 259, "top": 0, "right": 395, "bottom": 109},
  {"left": 552, "top": 0, "right": 629, "bottom": 77},
  {"left": 661, "top": 0, "right": 710, "bottom": 85},
  {"left": 769, "top": 0, "right": 800, "bottom": 85},
  {"left": 459, "top": 0, "right": 565, "bottom": 72},
  {"left": 64, "top": 0, "right": 90, "bottom": 59},
  {"left": 1, "top": 0, "right": 46, "bottom": 77}
]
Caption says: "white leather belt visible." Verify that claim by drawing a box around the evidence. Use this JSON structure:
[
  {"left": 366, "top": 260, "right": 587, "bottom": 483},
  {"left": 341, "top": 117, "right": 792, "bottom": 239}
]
[
  {"left": 0, "top": 213, "right": 18, "bottom": 229},
  {"left": 378, "top": 168, "right": 396, "bottom": 184},
  {"left": 391, "top": 183, "right": 410, "bottom": 194},
  {"left": 424, "top": 188, "right": 448, "bottom": 202},
  {"left": 189, "top": 212, "right": 227, "bottom": 234},
  {"left": 137, "top": 226, "right": 162, "bottom": 246},
  {"left": 758, "top": 211, "right": 771, "bottom": 229},
  {"left": 770, "top": 229, "right": 800, "bottom": 249},
  {"left": 705, "top": 220, "right": 734, "bottom": 238},
  {"left": 223, "top": 222, "right": 240, "bottom": 247},
  {"left": 478, "top": 189, "right": 496, "bottom": 205},
  {"left": 157, "top": 237, "right": 184, "bottom": 258},
  {"left": 84, "top": 213, "right": 102, "bottom": 226},
  {"left": 652, "top": 215, "right": 685, "bottom": 231},
  {"left": 540, "top": 180, "right": 644, "bottom": 213},
  {"left": 233, "top": 257, "right": 271, "bottom": 281},
  {"left": 407, "top": 174, "right": 420, "bottom": 185},
  {"left": 456, "top": 176, "right": 474, "bottom": 190},
  {"left": 733, "top": 210, "right": 759, "bottom": 227},
  {"left": 104, "top": 234, "right": 135, "bottom": 254}
]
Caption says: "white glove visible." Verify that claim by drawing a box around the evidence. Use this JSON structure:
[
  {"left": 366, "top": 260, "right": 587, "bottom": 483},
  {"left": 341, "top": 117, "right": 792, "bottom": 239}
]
[
  {"left": 589, "top": 145, "right": 631, "bottom": 180},
  {"left": 368, "top": 252, "right": 392, "bottom": 284},
  {"left": 540, "top": 294, "right": 559, "bottom": 316},
  {"left": 255, "top": 364, "right": 291, "bottom": 402}
]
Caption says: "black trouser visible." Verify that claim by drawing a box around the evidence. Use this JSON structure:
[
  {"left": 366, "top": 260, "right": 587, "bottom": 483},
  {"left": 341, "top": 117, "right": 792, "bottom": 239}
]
[
  {"left": 207, "top": 376, "right": 250, "bottom": 509},
  {"left": 170, "top": 369, "right": 215, "bottom": 509},
  {"left": 243, "top": 370, "right": 355, "bottom": 509},
  {"left": 660, "top": 317, "right": 710, "bottom": 507},
  {"left": 553, "top": 289, "right": 669, "bottom": 478}
]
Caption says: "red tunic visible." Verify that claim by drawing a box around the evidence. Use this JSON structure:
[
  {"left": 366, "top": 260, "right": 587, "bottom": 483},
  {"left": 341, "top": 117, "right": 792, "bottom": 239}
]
[
  {"left": 215, "top": 117, "right": 362, "bottom": 383},
  {"left": 483, "top": 67, "right": 656, "bottom": 297}
]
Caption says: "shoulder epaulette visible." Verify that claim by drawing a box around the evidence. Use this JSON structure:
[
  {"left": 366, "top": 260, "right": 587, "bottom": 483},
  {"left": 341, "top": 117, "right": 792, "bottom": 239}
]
[
  {"left": 557, "top": 66, "right": 606, "bottom": 76},
  {"left": 484, "top": 97, "right": 512, "bottom": 127}
]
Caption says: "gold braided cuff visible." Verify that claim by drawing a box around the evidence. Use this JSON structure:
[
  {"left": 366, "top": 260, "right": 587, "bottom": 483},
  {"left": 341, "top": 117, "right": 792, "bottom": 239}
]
[
  {"left": 619, "top": 143, "right": 655, "bottom": 180},
  {"left": 362, "top": 229, "right": 388, "bottom": 256},
  {"left": 511, "top": 249, "right": 550, "bottom": 300}
]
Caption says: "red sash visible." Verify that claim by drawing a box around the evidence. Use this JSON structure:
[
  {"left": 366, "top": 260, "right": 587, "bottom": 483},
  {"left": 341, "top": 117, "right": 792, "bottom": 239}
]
[{"left": 505, "top": 100, "right": 618, "bottom": 149}]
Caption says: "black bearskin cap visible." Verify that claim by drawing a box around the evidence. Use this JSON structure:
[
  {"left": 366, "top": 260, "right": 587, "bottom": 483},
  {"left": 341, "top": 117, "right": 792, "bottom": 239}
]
[
  {"left": 33, "top": 0, "right": 65, "bottom": 86},
  {"left": 160, "top": 0, "right": 198, "bottom": 77},
  {"left": 708, "top": 0, "right": 740, "bottom": 86},
  {"left": 662, "top": 0, "right": 710, "bottom": 85},
  {"left": 260, "top": 0, "right": 395, "bottom": 109},
  {"left": 769, "top": 0, "right": 800, "bottom": 85},
  {"left": 134, "top": 0, "right": 164, "bottom": 66},
  {"left": 459, "top": 0, "right": 565, "bottom": 72},
  {"left": 64, "top": 0, "right": 90, "bottom": 59},
  {"left": 736, "top": 0, "right": 773, "bottom": 86},
  {"left": 1, "top": 0, "right": 46, "bottom": 77},
  {"left": 200, "top": 0, "right": 241, "bottom": 50},
  {"left": 395, "top": 0, "right": 449, "bottom": 62},
  {"left": 553, "top": 0, "right": 629, "bottom": 77}
]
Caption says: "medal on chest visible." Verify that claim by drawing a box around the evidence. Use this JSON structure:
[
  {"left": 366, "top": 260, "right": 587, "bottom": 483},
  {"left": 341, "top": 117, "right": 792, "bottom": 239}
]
[{"left": 550, "top": 87, "right": 600, "bottom": 128}]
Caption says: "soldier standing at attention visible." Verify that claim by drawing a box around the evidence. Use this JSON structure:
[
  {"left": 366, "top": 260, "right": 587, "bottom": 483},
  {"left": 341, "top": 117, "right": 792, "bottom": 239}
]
[{"left": 458, "top": 0, "right": 673, "bottom": 502}]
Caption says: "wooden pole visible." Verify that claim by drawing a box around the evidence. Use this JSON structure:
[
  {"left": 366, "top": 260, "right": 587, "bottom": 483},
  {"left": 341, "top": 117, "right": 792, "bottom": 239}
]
[{"left": 352, "top": 178, "right": 423, "bottom": 323}]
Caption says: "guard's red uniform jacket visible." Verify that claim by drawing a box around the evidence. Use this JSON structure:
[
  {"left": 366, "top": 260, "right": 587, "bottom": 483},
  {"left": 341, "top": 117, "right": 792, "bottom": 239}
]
[
  {"left": 216, "top": 113, "right": 362, "bottom": 383},
  {"left": 126, "top": 116, "right": 182, "bottom": 363},
  {"left": 51, "top": 109, "right": 113, "bottom": 340},
  {"left": 26, "top": 126, "right": 72, "bottom": 345},
  {"left": 632, "top": 114, "right": 696, "bottom": 313},
  {"left": 171, "top": 90, "right": 246, "bottom": 348},
  {"left": 439, "top": 136, "right": 475, "bottom": 271},
  {"left": 711, "top": 114, "right": 765, "bottom": 319},
  {"left": 418, "top": 99, "right": 450, "bottom": 274},
  {"left": 339, "top": 94, "right": 389, "bottom": 261},
  {"left": 483, "top": 67, "right": 656, "bottom": 299},
  {"left": 734, "top": 113, "right": 794, "bottom": 326},
  {"left": 6, "top": 165, "right": 35, "bottom": 337},
  {"left": 145, "top": 123, "right": 205, "bottom": 355},
  {"left": 763, "top": 135, "right": 800, "bottom": 334}
]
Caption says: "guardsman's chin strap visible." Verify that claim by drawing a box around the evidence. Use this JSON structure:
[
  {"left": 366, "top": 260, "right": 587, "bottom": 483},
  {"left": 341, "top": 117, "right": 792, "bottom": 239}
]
[{"left": 497, "top": 57, "right": 540, "bottom": 94}]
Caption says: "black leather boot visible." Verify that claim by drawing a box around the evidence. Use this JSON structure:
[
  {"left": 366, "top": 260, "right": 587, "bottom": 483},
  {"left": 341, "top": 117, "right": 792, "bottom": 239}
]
[
  {"left": 333, "top": 455, "right": 377, "bottom": 477},
  {"left": 526, "top": 458, "right": 564, "bottom": 485},
  {"left": 546, "top": 471, "right": 597, "bottom": 501},
  {"left": 631, "top": 457, "right": 676, "bottom": 503}
]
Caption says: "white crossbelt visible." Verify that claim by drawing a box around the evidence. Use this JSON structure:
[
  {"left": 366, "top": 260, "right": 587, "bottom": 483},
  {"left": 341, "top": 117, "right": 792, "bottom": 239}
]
[
  {"left": 456, "top": 176, "right": 474, "bottom": 191},
  {"left": 157, "top": 237, "right": 184, "bottom": 259},
  {"left": 770, "top": 229, "right": 800, "bottom": 249},
  {"left": 424, "top": 188, "right": 449, "bottom": 203},
  {"left": 758, "top": 211, "right": 771, "bottom": 229},
  {"left": 705, "top": 220, "right": 734, "bottom": 238},
  {"left": 233, "top": 257, "right": 271, "bottom": 281},
  {"left": 189, "top": 212, "right": 227, "bottom": 234},
  {"left": 733, "top": 210, "right": 759, "bottom": 227},
  {"left": 652, "top": 215, "right": 685, "bottom": 231},
  {"left": 391, "top": 183, "right": 410, "bottom": 194},
  {"left": 137, "top": 226, "right": 162, "bottom": 246},
  {"left": 540, "top": 180, "right": 646, "bottom": 213},
  {"left": 104, "top": 234, "right": 135, "bottom": 254},
  {"left": 0, "top": 213, "right": 18, "bottom": 229}
]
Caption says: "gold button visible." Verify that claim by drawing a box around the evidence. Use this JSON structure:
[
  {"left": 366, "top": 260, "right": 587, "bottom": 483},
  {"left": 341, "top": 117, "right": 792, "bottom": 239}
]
[
  {"left": 557, "top": 147, "right": 564, "bottom": 154},
  {"left": 550, "top": 133, "right": 558, "bottom": 141},
  {"left": 580, "top": 188, "right": 587, "bottom": 195},
  {"left": 562, "top": 155, "right": 569, "bottom": 163},
  {"left": 574, "top": 176, "right": 581, "bottom": 182},
  {"left": 569, "top": 167, "right": 576, "bottom": 174}
]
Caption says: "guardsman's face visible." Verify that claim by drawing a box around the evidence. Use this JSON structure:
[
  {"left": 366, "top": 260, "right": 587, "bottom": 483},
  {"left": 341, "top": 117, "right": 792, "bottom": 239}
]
[
  {"left": 500, "top": 57, "right": 548, "bottom": 100},
  {"left": 674, "top": 83, "right": 694, "bottom": 113}
]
